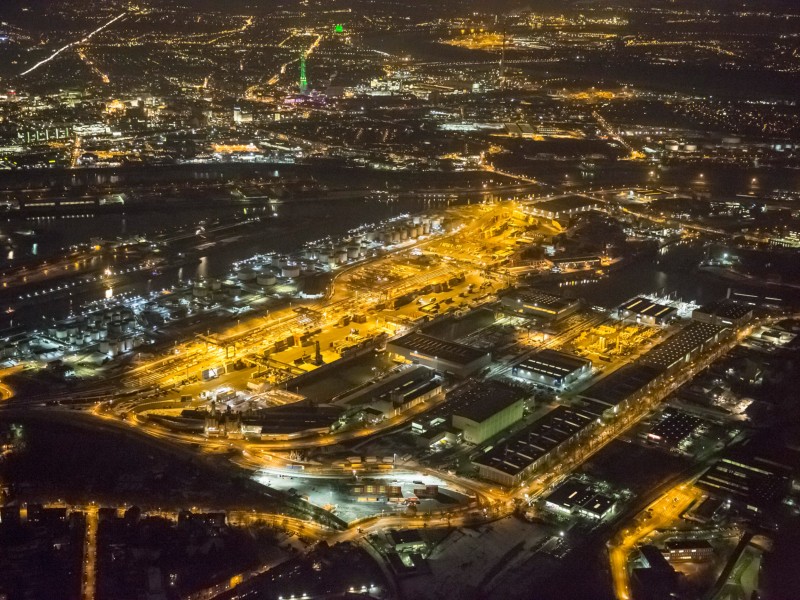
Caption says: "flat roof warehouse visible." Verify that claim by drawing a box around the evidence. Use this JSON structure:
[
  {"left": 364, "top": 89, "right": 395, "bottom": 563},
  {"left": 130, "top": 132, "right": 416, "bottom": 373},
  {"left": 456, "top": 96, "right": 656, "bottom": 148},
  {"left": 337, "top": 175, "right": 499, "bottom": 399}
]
[
  {"left": 620, "top": 296, "right": 677, "bottom": 321},
  {"left": 473, "top": 406, "right": 596, "bottom": 483},
  {"left": 389, "top": 332, "right": 488, "bottom": 366},
  {"left": 506, "top": 289, "right": 577, "bottom": 314},
  {"left": 639, "top": 321, "right": 726, "bottom": 371},
  {"left": 450, "top": 380, "right": 524, "bottom": 423},
  {"left": 515, "top": 349, "right": 590, "bottom": 381}
]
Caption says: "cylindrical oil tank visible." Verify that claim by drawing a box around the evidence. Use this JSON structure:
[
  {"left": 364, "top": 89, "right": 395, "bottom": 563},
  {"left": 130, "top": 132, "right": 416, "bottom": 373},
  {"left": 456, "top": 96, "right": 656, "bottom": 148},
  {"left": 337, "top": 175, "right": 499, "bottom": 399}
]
[
  {"left": 282, "top": 264, "right": 300, "bottom": 278},
  {"left": 237, "top": 266, "right": 257, "bottom": 282},
  {"left": 257, "top": 273, "right": 277, "bottom": 286}
]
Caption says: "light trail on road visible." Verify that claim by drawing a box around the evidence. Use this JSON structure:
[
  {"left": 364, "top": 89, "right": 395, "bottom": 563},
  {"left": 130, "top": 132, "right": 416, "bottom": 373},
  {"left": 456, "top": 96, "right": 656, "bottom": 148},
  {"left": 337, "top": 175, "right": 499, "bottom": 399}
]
[{"left": 20, "top": 12, "right": 127, "bottom": 77}]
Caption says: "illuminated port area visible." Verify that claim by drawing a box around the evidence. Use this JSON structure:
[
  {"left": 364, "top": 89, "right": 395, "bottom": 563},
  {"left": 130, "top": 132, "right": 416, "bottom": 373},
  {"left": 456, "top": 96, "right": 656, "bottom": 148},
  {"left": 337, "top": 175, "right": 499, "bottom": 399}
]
[{"left": 0, "top": 1, "right": 799, "bottom": 600}]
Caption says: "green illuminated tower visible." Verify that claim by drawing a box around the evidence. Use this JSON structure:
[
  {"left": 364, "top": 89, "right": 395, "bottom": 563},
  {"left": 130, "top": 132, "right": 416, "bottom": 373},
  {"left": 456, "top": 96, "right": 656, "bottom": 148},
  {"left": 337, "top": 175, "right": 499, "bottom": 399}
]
[{"left": 299, "top": 51, "right": 308, "bottom": 94}]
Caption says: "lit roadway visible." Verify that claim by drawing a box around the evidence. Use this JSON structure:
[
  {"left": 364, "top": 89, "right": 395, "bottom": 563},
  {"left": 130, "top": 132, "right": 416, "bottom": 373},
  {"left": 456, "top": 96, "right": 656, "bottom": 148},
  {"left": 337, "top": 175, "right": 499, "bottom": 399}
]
[
  {"left": 41, "top": 501, "right": 329, "bottom": 600},
  {"left": 247, "top": 31, "right": 323, "bottom": 97},
  {"left": 607, "top": 480, "right": 701, "bottom": 600},
  {"left": 81, "top": 504, "right": 99, "bottom": 600},
  {"left": 19, "top": 12, "right": 129, "bottom": 77}
]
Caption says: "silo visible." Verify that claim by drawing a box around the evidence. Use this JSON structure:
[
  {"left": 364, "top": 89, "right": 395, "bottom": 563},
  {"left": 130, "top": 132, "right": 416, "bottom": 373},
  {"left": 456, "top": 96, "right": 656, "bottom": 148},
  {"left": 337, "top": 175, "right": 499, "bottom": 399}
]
[
  {"left": 237, "top": 266, "right": 257, "bottom": 282},
  {"left": 257, "top": 273, "right": 277, "bottom": 286},
  {"left": 282, "top": 264, "right": 301, "bottom": 278}
]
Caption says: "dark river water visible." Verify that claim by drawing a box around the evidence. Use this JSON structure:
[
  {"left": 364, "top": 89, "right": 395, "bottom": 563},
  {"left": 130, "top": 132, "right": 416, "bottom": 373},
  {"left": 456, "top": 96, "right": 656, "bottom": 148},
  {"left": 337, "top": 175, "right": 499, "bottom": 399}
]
[{"left": 0, "top": 161, "right": 796, "bottom": 327}]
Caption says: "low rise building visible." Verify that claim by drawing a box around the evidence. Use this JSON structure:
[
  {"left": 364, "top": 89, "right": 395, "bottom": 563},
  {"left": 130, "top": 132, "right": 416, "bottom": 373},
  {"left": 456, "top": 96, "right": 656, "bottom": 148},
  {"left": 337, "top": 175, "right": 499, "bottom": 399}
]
[
  {"left": 387, "top": 332, "right": 491, "bottom": 378},
  {"left": 500, "top": 288, "right": 581, "bottom": 321},
  {"left": 525, "top": 195, "right": 602, "bottom": 222},
  {"left": 450, "top": 381, "right": 525, "bottom": 444},
  {"left": 543, "top": 478, "right": 616, "bottom": 521},
  {"left": 639, "top": 321, "right": 729, "bottom": 372},
  {"left": 389, "top": 529, "right": 427, "bottom": 554},
  {"left": 646, "top": 409, "right": 703, "bottom": 450},
  {"left": 692, "top": 299, "right": 753, "bottom": 328},
  {"left": 579, "top": 363, "right": 662, "bottom": 416},
  {"left": 512, "top": 349, "right": 592, "bottom": 389},
  {"left": 661, "top": 539, "right": 714, "bottom": 563},
  {"left": 337, "top": 365, "right": 442, "bottom": 419},
  {"left": 618, "top": 296, "right": 677, "bottom": 326},
  {"left": 473, "top": 406, "right": 596, "bottom": 486},
  {"left": 697, "top": 451, "right": 793, "bottom": 516}
]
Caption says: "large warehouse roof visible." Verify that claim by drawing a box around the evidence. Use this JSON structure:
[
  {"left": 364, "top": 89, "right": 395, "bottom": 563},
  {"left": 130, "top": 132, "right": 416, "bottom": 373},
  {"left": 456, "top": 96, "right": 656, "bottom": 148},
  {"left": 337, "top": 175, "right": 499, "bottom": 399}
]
[
  {"left": 450, "top": 380, "right": 525, "bottom": 424},
  {"left": 516, "top": 349, "right": 590, "bottom": 380},
  {"left": 639, "top": 321, "right": 726, "bottom": 371},
  {"left": 474, "top": 406, "right": 595, "bottom": 477},
  {"left": 388, "top": 332, "right": 488, "bottom": 366},
  {"left": 579, "top": 364, "right": 662, "bottom": 408}
]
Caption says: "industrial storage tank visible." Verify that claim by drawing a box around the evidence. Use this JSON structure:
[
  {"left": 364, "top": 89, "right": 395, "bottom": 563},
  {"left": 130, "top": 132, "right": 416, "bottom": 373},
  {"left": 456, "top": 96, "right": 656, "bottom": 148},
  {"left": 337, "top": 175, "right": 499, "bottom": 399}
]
[
  {"left": 222, "top": 280, "right": 240, "bottom": 296},
  {"left": 193, "top": 282, "right": 210, "bottom": 298},
  {"left": 281, "top": 264, "right": 301, "bottom": 278},
  {"left": 257, "top": 272, "right": 277, "bottom": 286},
  {"left": 237, "top": 266, "right": 257, "bottom": 282},
  {"left": 347, "top": 246, "right": 359, "bottom": 260}
]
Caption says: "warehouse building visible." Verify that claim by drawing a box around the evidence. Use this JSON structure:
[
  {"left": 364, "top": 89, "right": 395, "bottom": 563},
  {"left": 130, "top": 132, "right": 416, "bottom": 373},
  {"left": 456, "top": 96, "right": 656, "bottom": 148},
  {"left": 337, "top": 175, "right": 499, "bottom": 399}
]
[
  {"left": 692, "top": 299, "right": 753, "bottom": 328},
  {"left": 661, "top": 539, "right": 714, "bottom": 563},
  {"left": 500, "top": 288, "right": 582, "bottom": 321},
  {"left": 512, "top": 349, "right": 592, "bottom": 389},
  {"left": 639, "top": 321, "right": 729, "bottom": 372},
  {"left": 387, "top": 332, "right": 491, "bottom": 378},
  {"left": 646, "top": 409, "right": 704, "bottom": 450},
  {"left": 449, "top": 380, "right": 525, "bottom": 444},
  {"left": 697, "top": 451, "right": 794, "bottom": 515},
  {"left": 543, "top": 478, "right": 616, "bottom": 521},
  {"left": 336, "top": 365, "right": 442, "bottom": 419},
  {"left": 578, "top": 363, "right": 662, "bottom": 416},
  {"left": 618, "top": 296, "right": 677, "bottom": 326},
  {"left": 473, "top": 406, "right": 596, "bottom": 486},
  {"left": 389, "top": 530, "right": 427, "bottom": 554},
  {"left": 526, "top": 196, "right": 602, "bottom": 222}
]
